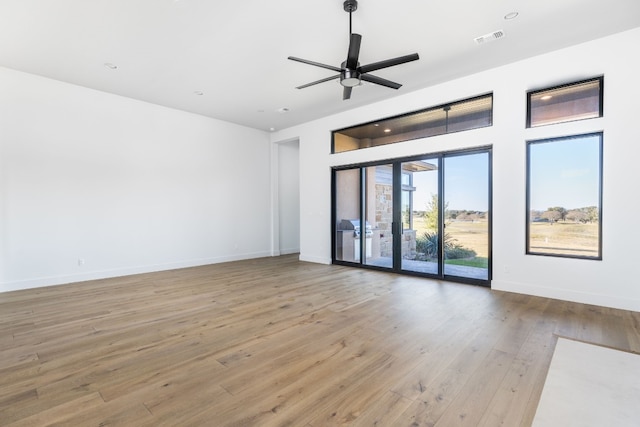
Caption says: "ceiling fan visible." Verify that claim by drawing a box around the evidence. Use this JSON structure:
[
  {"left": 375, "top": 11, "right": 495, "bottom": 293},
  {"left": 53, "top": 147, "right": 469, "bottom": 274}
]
[{"left": 288, "top": 0, "right": 420, "bottom": 100}]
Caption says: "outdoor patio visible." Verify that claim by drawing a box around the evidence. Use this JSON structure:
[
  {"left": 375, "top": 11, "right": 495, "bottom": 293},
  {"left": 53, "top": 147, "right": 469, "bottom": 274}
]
[{"left": 365, "top": 256, "right": 489, "bottom": 280}]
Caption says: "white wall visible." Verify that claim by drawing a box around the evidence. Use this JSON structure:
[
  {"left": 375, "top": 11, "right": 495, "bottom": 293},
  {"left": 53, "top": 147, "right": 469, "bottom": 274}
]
[
  {"left": 0, "top": 67, "right": 271, "bottom": 292},
  {"left": 272, "top": 27, "right": 640, "bottom": 312}
]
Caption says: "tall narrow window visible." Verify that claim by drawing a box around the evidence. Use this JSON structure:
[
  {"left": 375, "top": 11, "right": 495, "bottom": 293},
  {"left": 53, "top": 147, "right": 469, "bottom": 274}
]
[{"left": 526, "top": 133, "right": 603, "bottom": 259}]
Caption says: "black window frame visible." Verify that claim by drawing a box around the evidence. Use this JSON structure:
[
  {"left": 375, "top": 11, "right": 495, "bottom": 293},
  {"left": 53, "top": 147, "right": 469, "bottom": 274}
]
[
  {"left": 526, "top": 76, "right": 604, "bottom": 128},
  {"left": 331, "top": 93, "right": 493, "bottom": 154},
  {"left": 331, "top": 145, "right": 493, "bottom": 287},
  {"left": 525, "top": 132, "right": 603, "bottom": 260}
]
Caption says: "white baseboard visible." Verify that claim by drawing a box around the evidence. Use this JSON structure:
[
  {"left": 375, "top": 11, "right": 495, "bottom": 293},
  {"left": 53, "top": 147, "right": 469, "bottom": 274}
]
[
  {"left": 492, "top": 279, "right": 640, "bottom": 312},
  {"left": 298, "top": 253, "right": 332, "bottom": 265},
  {"left": 279, "top": 247, "right": 300, "bottom": 255},
  {"left": 0, "top": 251, "right": 272, "bottom": 293}
]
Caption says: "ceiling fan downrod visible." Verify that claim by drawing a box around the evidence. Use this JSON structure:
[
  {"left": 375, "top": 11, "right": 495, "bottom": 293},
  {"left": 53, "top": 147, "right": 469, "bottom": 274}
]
[{"left": 343, "top": 0, "right": 358, "bottom": 35}]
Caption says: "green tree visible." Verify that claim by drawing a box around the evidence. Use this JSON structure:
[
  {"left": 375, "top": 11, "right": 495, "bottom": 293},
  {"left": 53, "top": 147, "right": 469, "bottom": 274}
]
[
  {"left": 424, "top": 193, "right": 448, "bottom": 230},
  {"left": 548, "top": 206, "right": 567, "bottom": 221},
  {"left": 585, "top": 206, "right": 599, "bottom": 223},
  {"left": 566, "top": 210, "right": 588, "bottom": 223},
  {"left": 541, "top": 209, "right": 562, "bottom": 223}
]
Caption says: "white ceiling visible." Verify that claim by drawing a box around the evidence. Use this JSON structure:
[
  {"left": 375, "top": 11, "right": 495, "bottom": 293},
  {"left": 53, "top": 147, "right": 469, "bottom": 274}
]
[{"left": 1, "top": 0, "right": 639, "bottom": 132}]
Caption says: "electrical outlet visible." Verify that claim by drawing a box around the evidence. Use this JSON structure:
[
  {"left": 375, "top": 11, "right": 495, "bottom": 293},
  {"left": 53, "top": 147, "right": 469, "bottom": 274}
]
[{"left": 78, "top": 258, "right": 85, "bottom": 267}]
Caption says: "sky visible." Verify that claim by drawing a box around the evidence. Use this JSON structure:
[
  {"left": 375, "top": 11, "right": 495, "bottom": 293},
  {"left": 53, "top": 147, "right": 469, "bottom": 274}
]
[
  {"left": 409, "top": 135, "right": 600, "bottom": 213},
  {"left": 411, "top": 152, "right": 489, "bottom": 212},
  {"left": 529, "top": 134, "right": 600, "bottom": 211}
]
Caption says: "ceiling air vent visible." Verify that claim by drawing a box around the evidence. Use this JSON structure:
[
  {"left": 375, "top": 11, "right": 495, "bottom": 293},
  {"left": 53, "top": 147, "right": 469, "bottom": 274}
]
[{"left": 474, "top": 30, "right": 505, "bottom": 45}]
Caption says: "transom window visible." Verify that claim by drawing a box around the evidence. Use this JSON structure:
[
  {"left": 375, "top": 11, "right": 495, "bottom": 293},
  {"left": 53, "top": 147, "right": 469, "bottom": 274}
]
[
  {"left": 332, "top": 94, "right": 493, "bottom": 153},
  {"left": 527, "top": 77, "right": 603, "bottom": 128}
]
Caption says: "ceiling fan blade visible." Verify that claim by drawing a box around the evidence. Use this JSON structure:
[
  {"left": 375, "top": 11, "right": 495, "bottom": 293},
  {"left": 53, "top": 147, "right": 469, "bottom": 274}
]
[
  {"left": 361, "top": 73, "right": 402, "bottom": 90},
  {"left": 343, "top": 86, "right": 353, "bottom": 100},
  {"left": 359, "top": 53, "right": 419, "bottom": 74},
  {"left": 296, "top": 74, "right": 340, "bottom": 89},
  {"left": 288, "top": 56, "right": 342, "bottom": 73},
  {"left": 346, "top": 33, "right": 362, "bottom": 69}
]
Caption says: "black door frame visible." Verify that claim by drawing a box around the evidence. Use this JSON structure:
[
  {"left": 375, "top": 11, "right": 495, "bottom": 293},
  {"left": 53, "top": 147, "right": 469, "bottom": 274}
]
[{"left": 332, "top": 146, "right": 492, "bottom": 287}]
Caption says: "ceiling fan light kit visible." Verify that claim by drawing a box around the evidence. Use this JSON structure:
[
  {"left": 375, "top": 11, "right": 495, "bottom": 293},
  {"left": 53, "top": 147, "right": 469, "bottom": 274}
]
[
  {"left": 288, "top": 0, "right": 419, "bottom": 100},
  {"left": 341, "top": 65, "right": 361, "bottom": 87}
]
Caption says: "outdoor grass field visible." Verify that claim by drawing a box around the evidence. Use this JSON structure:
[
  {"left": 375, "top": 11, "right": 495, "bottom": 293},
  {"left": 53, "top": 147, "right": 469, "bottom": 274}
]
[
  {"left": 413, "top": 216, "right": 599, "bottom": 262},
  {"left": 529, "top": 221, "right": 599, "bottom": 257},
  {"left": 408, "top": 210, "right": 599, "bottom": 272},
  {"left": 413, "top": 217, "right": 489, "bottom": 268},
  {"left": 413, "top": 217, "right": 488, "bottom": 256}
]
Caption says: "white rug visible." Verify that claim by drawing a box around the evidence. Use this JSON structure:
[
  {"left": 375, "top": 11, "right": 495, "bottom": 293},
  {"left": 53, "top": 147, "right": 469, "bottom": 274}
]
[{"left": 532, "top": 337, "right": 640, "bottom": 427}]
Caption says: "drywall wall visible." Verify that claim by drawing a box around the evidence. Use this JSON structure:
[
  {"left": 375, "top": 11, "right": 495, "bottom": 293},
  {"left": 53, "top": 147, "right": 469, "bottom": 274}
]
[
  {"left": 0, "top": 67, "right": 271, "bottom": 292},
  {"left": 272, "top": 27, "right": 640, "bottom": 311}
]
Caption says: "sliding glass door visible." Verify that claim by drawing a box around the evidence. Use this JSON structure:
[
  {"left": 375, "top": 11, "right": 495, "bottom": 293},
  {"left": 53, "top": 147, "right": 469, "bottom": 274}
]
[
  {"left": 334, "top": 165, "right": 396, "bottom": 268},
  {"left": 442, "top": 152, "right": 490, "bottom": 280},
  {"left": 334, "top": 168, "right": 361, "bottom": 263},
  {"left": 333, "top": 148, "right": 491, "bottom": 285},
  {"left": 363, "top": 164, "right": 395, "bottom": 268},
  {"left": 401, "top": 158, "right": 440, "bottom": 274}
]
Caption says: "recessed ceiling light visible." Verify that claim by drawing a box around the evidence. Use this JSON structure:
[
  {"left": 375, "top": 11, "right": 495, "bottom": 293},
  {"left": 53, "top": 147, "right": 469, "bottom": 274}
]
[
  {"left": 104, "top": 63, "right": 118, "bottom": 70},
  {"left": 504, "top": 12, "right": 519, "bottom": 20},
  {"left": 373, "top": 124, "right": 380, "bottom": 127},
  {"left": 193, "top": 91, "right": 204, "bottom": 96},
  {"left": 384, "top": 129, "right": 391, "bottom": 133},
  {"left": 269, "top": 127, "right": 276, "bottom": 131}
]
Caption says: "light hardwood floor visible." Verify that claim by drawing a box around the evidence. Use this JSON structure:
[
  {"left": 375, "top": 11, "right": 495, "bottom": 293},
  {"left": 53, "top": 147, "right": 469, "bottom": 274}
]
[{"left": 1, "top": 255, "right": 639, "bottom": 426}]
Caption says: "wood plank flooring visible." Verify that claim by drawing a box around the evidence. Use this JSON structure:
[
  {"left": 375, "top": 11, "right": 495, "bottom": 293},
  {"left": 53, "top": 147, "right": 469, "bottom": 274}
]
[{"left": 1, "top": 255, "right": 639, "bottom": 426}]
